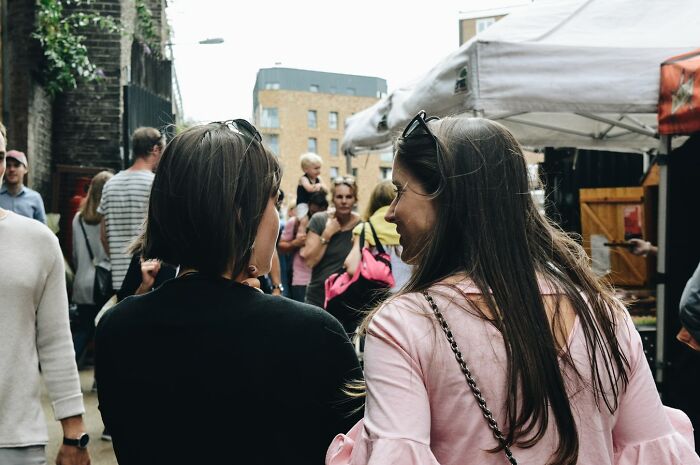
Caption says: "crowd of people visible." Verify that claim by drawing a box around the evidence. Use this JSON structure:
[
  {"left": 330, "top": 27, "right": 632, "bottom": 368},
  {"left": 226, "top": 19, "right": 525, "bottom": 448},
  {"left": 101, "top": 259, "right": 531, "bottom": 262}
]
[{"left": 2, "top": 112, "right": 700, "bottom": 465}]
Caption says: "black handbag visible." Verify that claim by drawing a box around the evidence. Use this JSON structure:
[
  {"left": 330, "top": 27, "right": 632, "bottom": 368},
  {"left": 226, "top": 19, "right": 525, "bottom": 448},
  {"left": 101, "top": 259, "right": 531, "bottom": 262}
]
[{"left": 78, "top": 217, "right": 113, "bottom": 308}]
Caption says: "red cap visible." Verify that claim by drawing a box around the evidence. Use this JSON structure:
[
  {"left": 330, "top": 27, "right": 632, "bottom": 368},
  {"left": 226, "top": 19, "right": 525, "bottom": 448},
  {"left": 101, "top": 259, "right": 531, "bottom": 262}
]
[{"left": 6, "top": 150, "right": 28, "bottom": 167}]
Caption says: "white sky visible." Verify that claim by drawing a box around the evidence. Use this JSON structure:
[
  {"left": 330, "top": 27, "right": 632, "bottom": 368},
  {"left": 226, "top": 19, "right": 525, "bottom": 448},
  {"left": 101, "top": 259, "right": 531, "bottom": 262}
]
[{"left": 167, "top": 0, "right": 530, "bottom": 123}]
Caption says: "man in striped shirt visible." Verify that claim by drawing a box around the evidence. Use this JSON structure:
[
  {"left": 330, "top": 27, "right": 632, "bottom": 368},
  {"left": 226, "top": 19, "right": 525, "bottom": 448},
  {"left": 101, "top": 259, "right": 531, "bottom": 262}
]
[{"left": 99, "top": 127, "right": 164, "bottom": 291}]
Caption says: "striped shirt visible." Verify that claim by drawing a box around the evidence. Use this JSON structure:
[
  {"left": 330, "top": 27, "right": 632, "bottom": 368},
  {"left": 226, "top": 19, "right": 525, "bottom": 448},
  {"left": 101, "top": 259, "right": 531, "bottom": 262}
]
[{"left": 98, "top": 170, "right": 154, "bottom": 289}]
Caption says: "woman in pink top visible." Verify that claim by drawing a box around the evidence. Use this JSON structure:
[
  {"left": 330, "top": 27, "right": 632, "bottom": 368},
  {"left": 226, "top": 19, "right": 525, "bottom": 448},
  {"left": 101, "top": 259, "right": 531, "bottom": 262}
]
[{"left": 326, "top": 112, "right": 700, "bottom": 465}]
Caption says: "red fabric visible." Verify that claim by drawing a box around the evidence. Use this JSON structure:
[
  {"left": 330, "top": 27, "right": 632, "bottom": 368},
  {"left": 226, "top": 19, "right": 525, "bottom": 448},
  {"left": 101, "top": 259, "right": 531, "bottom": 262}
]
[{"left": 659, "top": 49, "right": 700, "bottom": 135}]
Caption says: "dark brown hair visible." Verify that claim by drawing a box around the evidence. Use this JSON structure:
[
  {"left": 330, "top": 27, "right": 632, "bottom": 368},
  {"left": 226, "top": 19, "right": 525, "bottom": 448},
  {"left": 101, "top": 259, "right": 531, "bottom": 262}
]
[
  {"left": 141, "top": 122, "right": 281, "bottom": 278},
  {"left": 132, "top": 127, "right": 164, "bottom": 159},
  {"left": 362, "top": 117, "right": 630, "bottom": 465}
]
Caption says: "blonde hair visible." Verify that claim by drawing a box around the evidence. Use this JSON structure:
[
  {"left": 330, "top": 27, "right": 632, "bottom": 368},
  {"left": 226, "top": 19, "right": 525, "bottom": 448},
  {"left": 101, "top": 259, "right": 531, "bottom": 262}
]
[
  {"left": 300, "top": 152, "right": 322, "bottom": 170},
  {"left": 364, "top": 180, "right": 395, "bottom": 220},
  {"left": 79, "top": 171, "right": 114, "bottom": 225}
]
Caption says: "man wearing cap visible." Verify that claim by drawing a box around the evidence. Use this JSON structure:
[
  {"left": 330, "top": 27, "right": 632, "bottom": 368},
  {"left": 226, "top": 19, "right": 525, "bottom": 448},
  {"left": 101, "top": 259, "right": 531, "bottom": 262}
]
[
  {"left": 0, "top": 149, "right": 47, "bottom": 223},
  {"left": 0, "top": 123, "right": 90, "bottom": 464}
]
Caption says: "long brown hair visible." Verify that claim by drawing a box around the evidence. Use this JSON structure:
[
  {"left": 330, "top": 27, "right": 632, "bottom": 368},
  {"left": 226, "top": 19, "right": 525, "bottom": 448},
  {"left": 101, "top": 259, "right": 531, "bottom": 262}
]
[
  {"left": 80, "top": 171, "right": 113, "bottom": 225},
  {"left": 359, "top": 116, "right": 629, "bottom": 465}
]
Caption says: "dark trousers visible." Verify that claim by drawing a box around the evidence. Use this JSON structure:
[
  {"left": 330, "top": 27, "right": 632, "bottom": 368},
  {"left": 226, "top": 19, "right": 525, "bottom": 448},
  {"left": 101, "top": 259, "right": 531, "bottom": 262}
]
[{"left": 71, "top": 303, "right": 99, "bottom": 364}]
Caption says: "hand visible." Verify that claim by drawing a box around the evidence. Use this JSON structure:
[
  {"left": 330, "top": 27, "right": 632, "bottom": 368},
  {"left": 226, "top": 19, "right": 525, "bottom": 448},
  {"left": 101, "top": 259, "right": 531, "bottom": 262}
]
[
  {"left": 291, "top": 233, "right": 307, "bottom": 248},
  {"left": 56, "top": 444, "right": 91, "bottom": 465},
  {"left": 271, "top": 288, "right": 282, "bottom": 296},
  {"left": 628, "top": 239, "right": 653, "bottom": 257},
  {"left": 324, "top": 216, "right": 342, "bottom": 238},
  {"left": 140, "top": 258, "right": 162, "bottom": 289},
  {"left": 677, "top": 327, "right": 700, "bottom": 351}
]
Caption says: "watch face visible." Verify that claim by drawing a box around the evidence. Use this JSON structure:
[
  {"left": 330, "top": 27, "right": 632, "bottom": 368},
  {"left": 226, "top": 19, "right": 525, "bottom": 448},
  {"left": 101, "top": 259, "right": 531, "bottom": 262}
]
[{"left": 79, "top": 433, "right": 90, "bottom": 448}]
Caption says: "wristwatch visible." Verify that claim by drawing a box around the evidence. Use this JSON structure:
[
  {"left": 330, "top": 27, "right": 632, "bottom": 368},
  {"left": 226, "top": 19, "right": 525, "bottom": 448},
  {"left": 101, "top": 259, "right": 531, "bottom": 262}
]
[
  {"left": 63, "top": 432, "right": 90, "bottom": 449},
  {"left": 319, "top": 236, "right": 329, "bottom": 245},
  {"left": 271, "top": 283, "right": 285, "bottom": 293}
]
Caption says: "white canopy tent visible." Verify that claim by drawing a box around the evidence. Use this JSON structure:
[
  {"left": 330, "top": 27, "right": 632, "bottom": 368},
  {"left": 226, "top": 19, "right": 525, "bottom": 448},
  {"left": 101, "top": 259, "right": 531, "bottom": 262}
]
[
  {"left": 342, "top": 0, "right": 699, "bottom": 154},
  {"left": 342, "top": 0, "right": 700, "bottom": 387}
]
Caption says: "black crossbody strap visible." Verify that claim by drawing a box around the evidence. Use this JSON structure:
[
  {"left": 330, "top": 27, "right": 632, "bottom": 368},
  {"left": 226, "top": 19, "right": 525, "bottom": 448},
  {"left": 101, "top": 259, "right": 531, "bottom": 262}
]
[
  {"left": 422, "top": 291, "right": 518, "bottom": 465},
  {"left": 78, "top": 216, "right": 95, "bottom": 262}
]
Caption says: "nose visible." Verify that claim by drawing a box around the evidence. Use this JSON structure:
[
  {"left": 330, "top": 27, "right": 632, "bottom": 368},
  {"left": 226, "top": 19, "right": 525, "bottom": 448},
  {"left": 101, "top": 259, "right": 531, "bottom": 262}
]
[{"left": 385, "top": 199, "right": 397, "bottom": 223}]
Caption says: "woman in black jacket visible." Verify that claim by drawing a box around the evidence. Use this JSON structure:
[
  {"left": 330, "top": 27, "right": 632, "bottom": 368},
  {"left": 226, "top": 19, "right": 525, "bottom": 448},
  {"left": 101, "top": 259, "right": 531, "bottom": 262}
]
[{"left": 95, "top": 120, "right": 363, "bottom": 465}]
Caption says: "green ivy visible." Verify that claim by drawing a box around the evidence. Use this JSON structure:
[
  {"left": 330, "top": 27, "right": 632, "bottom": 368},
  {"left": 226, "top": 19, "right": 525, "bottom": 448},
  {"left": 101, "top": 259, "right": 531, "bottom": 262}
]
[
  {"left": 134, "top": 0, "right": 160, "bottom": 57},
  {"left": 33, "top": 0, "right": 120, "bottom": 97}
]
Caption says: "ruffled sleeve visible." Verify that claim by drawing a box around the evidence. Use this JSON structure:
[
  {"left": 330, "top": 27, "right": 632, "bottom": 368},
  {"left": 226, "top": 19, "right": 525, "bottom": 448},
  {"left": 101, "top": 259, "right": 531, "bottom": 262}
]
[
  {"left": 326, "top": 297, "right": 444, "bottom": 465},
  {"left": 614, "top": 407, "right": 698, "bottom": 464},
  {"left": 326, "top": 419, "right": 442, "bottom": 465},
  {"left": 613, "top": 316, "right": 700, "bottom": 464}
]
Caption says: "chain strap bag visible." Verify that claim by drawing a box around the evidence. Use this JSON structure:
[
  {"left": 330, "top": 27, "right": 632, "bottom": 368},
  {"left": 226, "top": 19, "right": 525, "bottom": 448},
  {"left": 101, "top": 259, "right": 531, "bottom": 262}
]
[
  {"left": 422, "top": 291, "right": 518, "bottom": 465},
  {"left": 78, "top": 217, "right": 113, "bottom": 308}
]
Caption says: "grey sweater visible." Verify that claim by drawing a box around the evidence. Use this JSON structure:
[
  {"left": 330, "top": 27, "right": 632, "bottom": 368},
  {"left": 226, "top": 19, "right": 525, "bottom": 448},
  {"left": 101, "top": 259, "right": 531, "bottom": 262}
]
[{"left": 0, "top": 211, "right": 85, "bottom": 447}]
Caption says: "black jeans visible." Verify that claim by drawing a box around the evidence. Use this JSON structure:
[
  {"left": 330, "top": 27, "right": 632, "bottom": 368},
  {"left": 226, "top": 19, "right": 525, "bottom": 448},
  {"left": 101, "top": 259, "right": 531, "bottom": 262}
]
[{"left": 71, "top": 303, "right": 99, "bottom": 364}]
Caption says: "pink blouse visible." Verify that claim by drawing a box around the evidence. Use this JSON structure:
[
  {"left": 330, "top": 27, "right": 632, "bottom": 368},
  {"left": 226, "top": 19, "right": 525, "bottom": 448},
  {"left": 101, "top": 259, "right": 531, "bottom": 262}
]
[{"left": 327, "top": 281, "right": 699, "bottom": 465}]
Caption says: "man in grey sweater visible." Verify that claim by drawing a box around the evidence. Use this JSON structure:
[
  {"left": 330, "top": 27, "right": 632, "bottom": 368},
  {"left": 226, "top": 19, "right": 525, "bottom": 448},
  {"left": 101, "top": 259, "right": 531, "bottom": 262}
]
[{"left": 0, "top": 124, "right": 90, "bottom": 465}]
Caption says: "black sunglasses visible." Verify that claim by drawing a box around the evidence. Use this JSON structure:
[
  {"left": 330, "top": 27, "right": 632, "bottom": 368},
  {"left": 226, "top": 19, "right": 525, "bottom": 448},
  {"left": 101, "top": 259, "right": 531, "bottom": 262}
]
[
  {"left": 401, "top": 110, "right": 446, "bottom": 196},
  {"left": 217, "top": 119, "right": 262, "bottom": 143},
  {"left": 402, "top": 110, "right": 440, "bottom": 140}
]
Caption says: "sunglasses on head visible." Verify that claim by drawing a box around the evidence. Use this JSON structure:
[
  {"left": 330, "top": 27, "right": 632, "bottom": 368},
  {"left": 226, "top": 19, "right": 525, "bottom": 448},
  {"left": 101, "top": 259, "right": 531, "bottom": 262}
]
[
  {"left": 401, "top": 110, "right": 446, "bottom": 195},
  {"left": 333, "top": 176, "right": 356, "bottom": 186},
  {"left": 217, "top": 119, "right": 262, "bottom": 143}
]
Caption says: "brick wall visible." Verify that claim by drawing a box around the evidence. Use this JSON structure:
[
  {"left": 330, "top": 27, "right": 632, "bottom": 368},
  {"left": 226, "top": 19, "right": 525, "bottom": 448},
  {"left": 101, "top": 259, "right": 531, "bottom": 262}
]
[
  {"left": 5, "top": 0, "right": 53, "bottom": 207},
  {"left": 52, "top": 0, "right": 124, "bottom": 171},
  {"left": 27, "top": 83, "right": 53, "bottom": 197}
]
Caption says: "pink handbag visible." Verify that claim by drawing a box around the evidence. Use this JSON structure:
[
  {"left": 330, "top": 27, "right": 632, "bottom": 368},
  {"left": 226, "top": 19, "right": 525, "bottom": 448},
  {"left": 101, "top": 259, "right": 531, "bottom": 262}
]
[{"left": 324, "top": 221, "right": 394, "bottom": 333}]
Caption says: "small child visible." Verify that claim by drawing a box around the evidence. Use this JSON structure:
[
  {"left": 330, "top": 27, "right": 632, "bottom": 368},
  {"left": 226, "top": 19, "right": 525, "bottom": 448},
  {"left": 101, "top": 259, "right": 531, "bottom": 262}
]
[{"left": 296, "top": 153, "right": 326, "bottom": 223}]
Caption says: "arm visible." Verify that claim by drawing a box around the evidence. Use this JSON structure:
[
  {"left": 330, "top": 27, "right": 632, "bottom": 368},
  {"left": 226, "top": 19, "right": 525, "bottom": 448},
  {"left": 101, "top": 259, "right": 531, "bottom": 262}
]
[
  {"left": 36, "top": 239, "right": 89, "bottom": 464},
  {"left": 56, "top": 416, "right": 90, "bottom": 465},
  {"left": 678, "top": 262, "right": 700, "bottom": 348},
  {"left": 35, "top": 196, "right": 47, "bottom": 224},
  {"left": 612, "top": 315, "right": 698, "bottom": 458},
  {"left": 301, "top": 230, "right": 326, "bottom": 269},
  {"left": 300, "top": 213, "right": 338, "bottom": 269},
  {"left": 278, "top": 217, "right": 303, "bottom": 254},
  {"left": 315, "top": 175, "right": 328, "bottom": 192},
  {"left": 344, "top": 235, "right": 362, "bottom": 277},
  {"left": 300, "top": 175, "right": 317, "bottom": 193},
  {"left": 100, "top": 218, "right": 109, "bottom": 258},
  {"left": 270, "top": 249, "right": 282, "bottom": 296}
]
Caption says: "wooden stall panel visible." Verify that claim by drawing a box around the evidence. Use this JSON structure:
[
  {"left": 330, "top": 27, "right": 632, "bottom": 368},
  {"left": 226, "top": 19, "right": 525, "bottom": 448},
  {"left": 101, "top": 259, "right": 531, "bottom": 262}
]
[{"left": 580, "top": 187, "right": 648, "bottom": 287}]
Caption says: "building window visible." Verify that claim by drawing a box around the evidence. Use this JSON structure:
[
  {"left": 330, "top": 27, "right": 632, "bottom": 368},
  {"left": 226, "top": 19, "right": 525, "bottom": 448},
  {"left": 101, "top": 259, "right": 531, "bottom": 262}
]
[
  {"left": 309, "top": 84, "right": 319, "bottom": 92},
  {"left": 307, "top": 110, "right": 317, "bottom": 128},
  {"left": 476, "top": 17, "right": 496, "bottom": 34},
  {"left": 264, "top": 82, "right": 280, "bottom": 90},
  {"left": 329, "top": 112, "right": 338, "bottom": 129},
  {"left": 330, "top": 166, "right": 339, "bottom": 179},
  {"left": 346, "top": 87, "right": 356, "bottom": 95},
  {"left": 264, "top": 134, "right": 279, "bottom": 156},
  {"left": 330, "top": 138, "right": 339, "bottom": 157},
  {"left": 308, "top": 137, "right": 317, "bottom": 153},
  {"left": 380, "top": 167, "right": 393, "bottom": 180},
  {"left": 380, "top": 150, "right": 393, "bottom": 163},
  {"left": 261, "top": 108, "right": 279, "bottom": 128},
  {"left": 352, "top": 168, "right": 358, "bottom": 177}
]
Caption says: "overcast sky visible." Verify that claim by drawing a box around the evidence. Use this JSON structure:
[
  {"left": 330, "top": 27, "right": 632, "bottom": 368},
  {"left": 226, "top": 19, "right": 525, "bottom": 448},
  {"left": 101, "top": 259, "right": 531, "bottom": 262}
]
[{"left": 167, "top": 0, "right": 530, "bottom": 123}]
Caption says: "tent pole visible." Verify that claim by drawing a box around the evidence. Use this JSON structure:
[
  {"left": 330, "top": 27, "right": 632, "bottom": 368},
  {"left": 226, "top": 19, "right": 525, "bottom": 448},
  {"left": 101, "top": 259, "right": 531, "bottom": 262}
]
[{"left": 655, "top": 135, "right": 670, "bottom": 385}]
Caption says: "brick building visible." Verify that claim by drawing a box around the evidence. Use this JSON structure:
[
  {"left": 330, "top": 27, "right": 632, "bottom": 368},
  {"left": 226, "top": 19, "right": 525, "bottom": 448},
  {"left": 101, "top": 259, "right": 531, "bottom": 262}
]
[
  {"left": 253, "top": 67, "right": 392, "bottom": 214},
  {"left": 0, "top": 0, "right": 172, "bottom": 248}
]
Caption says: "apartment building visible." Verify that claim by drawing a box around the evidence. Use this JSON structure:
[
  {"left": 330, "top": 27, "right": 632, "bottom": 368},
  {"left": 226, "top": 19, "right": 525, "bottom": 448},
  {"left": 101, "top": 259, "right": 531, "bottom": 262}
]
[{"left": 253, "top": 67, "right": 391, "bottom": 213}]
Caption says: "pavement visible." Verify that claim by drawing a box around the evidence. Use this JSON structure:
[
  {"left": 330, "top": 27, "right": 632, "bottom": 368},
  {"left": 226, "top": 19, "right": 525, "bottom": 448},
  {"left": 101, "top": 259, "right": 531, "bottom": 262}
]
[{"left": 42, "top": 368, "right": 118, "bottom": 465}]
